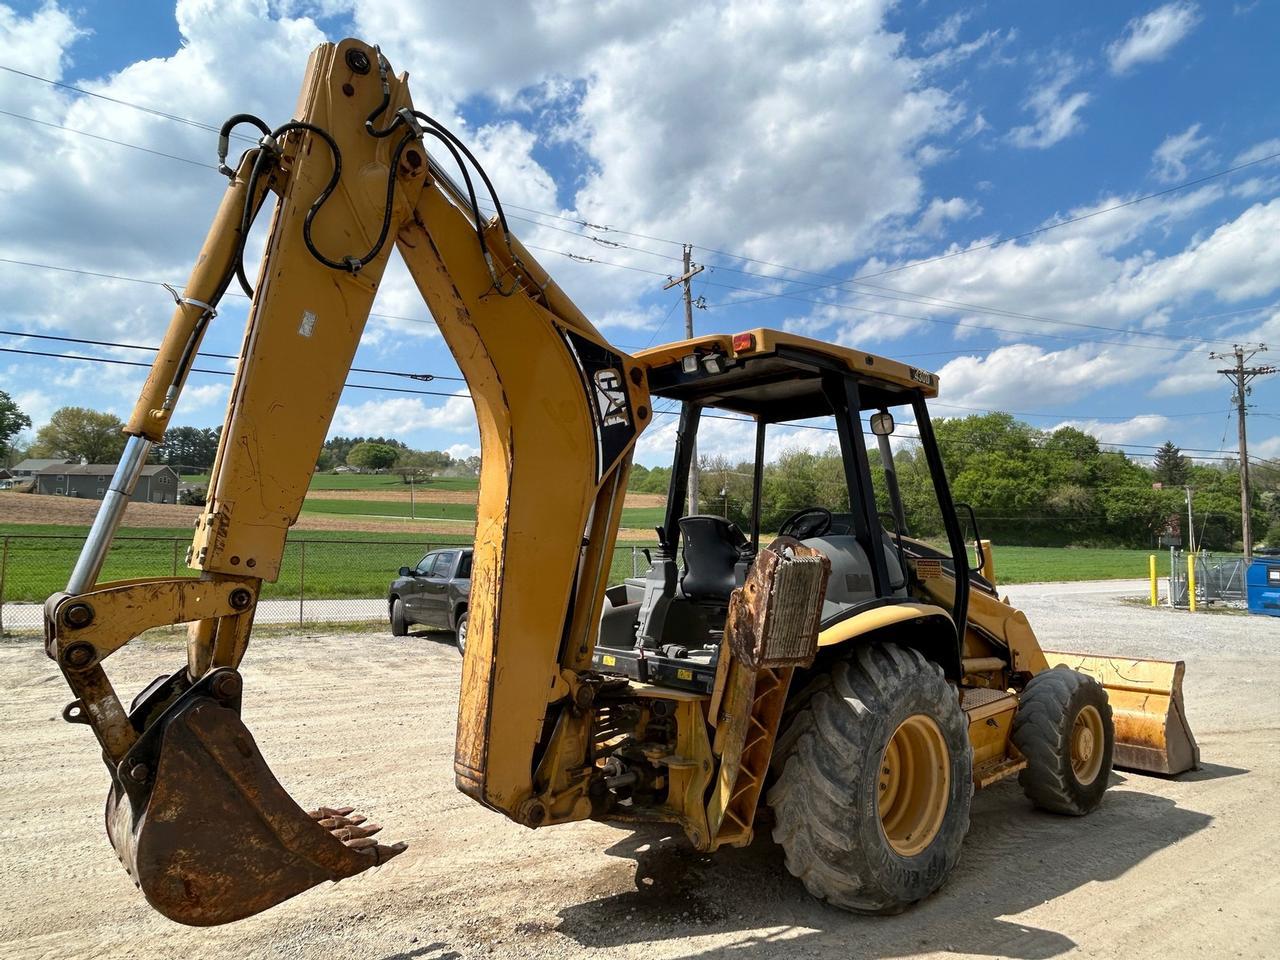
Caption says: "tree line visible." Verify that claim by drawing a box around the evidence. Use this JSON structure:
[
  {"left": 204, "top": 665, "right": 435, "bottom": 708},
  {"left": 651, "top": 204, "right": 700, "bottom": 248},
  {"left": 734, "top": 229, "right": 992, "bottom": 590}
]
[
  {"left": 632, "top": 413, "right": 1277, "bottom": 551},
  {"left": 0, "top": 396, "right": 477, "bottom": 481},
  {"left": 4, "top": 392, "right": 1273, "bottom": 549}
]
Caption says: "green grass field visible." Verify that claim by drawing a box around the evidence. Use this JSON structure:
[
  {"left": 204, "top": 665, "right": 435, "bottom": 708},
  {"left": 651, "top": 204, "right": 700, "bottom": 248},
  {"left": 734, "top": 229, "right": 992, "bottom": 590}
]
[
  {"left": 299, "top": 499, "right": 478, "bottom": 521},
  {"left": 309, "top": 473, "right": 480, "bottom": 491},
  {"left": 0, "top": 523, "right": 647, "bottom": 604},
  {"left": 986, "top": 545, "right": 1169, "bottom": 584},
  {"left": 1, "top": 514, "right": 1166, "bottom": 609}
]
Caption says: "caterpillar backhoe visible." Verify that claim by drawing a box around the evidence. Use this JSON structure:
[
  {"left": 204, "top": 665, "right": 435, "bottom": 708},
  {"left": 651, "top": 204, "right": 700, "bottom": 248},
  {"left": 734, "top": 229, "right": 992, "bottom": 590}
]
[{"left": 44, "top": 39, "right": 1199, "bottom": 926}]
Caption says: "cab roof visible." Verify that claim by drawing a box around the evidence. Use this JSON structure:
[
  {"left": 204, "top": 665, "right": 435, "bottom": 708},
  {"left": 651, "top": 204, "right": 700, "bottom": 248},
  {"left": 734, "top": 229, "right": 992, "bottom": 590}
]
[{"left": 635, "top": 328, "right": 939, "bottom": 421}]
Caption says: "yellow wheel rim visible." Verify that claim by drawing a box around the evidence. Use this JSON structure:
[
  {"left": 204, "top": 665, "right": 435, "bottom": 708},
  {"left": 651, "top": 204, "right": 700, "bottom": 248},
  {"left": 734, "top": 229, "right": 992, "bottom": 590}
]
[
  {"left": 1071, "top": 704, "right": 1105, "bottom": 786},
  {"left": 876, "top": 714, "right": 950, "bottom": 857}
]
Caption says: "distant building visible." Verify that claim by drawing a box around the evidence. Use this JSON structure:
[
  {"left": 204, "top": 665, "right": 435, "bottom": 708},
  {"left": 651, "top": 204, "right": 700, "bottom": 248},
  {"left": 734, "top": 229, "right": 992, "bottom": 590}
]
[
  {"left": 11, "top": 458, "right": 72, "bottom": 477},
  {"left": 35, "top": 464, "right": 181, "bottom": 503}
]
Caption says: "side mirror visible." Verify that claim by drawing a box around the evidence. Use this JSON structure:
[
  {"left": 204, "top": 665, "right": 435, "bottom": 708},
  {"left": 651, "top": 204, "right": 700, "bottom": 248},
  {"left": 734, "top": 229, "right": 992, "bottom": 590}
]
[
  {"left": 870, "top": 411, "right": 895, "bottom": 436},
  {"left": 398, "top": 566, "right": 413, "bottom": 577}
]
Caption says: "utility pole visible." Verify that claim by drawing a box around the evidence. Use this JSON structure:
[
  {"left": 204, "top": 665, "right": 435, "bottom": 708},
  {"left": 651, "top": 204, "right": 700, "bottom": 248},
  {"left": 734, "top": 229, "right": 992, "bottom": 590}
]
[
  {"left": 1210, "top": 344, "right": 1276, "bottom": 559},
  {"left": 664, "top": 243, "right": 705, "bottom": 516}
]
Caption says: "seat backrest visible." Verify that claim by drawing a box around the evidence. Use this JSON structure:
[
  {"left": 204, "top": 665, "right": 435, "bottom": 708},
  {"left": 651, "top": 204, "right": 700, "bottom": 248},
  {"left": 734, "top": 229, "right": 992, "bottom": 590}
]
[{"left": 679, "top": 516, "right": 748, "bottom": 601}]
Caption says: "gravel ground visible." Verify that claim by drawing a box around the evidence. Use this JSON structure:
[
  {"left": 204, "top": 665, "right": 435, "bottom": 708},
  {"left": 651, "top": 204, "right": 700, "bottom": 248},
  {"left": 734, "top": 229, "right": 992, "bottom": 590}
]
[{"left": 3, "top": 582, "right": 1278, "bottom": 960}]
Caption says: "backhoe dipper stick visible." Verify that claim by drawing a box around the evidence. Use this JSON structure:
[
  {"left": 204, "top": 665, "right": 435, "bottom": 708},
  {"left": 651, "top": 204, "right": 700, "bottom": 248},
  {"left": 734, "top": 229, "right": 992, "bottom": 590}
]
[{"left": 66, "top": 149, "right": 265, "bottom": 595}]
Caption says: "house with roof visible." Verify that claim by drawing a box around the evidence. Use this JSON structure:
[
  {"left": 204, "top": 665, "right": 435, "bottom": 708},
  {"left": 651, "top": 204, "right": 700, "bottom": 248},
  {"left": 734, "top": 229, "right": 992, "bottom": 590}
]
[
  {"left": 35, "top": 464, "right": 181, "bottom": 503},
  {"left": 11, "top": 458, "right": 73, "bottom": 477}
]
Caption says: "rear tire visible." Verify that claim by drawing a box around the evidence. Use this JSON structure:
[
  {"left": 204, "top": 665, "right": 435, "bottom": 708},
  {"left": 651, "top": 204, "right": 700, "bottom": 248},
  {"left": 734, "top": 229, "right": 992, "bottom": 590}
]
[
  {"left": 1012, "top": 665, "right": 1114, "bottom": 816},
  {"left": 455, "top": 611, "right": 469, "bottom": 655},
  {"left": 390, "top": 598, "right": 408, "bottom": 637},
  {"left": 768, "top": 643, "right": 972, "bottom": 914}
]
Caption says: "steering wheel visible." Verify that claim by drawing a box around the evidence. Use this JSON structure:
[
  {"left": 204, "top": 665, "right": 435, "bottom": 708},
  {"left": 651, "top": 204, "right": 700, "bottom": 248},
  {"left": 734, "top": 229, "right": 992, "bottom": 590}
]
[{"left": 777, "top": 507, "right": 832, "bottom": 541}]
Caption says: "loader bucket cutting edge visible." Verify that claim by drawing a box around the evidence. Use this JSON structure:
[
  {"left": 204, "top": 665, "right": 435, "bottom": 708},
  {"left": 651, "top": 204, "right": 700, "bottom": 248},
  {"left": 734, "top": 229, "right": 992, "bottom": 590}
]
[
  {"left": 106, "top": 670, "right": 403, "bottom": 926},
  {"left": 1042, "top": 651, "right": 1200, "bottom": 776}
]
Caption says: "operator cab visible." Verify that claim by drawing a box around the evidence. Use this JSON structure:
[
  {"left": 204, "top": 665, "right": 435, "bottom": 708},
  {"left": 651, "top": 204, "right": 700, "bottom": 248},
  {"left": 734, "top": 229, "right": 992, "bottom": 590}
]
[{"left": 593, "top": 330, "right": 972, "bottom": 693}]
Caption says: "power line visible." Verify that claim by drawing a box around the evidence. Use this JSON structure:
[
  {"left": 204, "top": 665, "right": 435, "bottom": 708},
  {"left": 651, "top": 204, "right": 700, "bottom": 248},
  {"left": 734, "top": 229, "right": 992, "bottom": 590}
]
[
  {"left": 3, "top": 245, "right": 1207, "bottom": 358},
  {"left": 3, "top": 326, "right": 1265, "bottom": 444},
  {"left": 0, "top": 109, "right": 215, "bottom": 168},
  {"left": 9, "top": 343, "right": 1273, "bottom": 469},
  {"left": 0, "top": 346, "right": 468, "bottom": 399},
  {"left": 0, "top": 328, "right": 464, "bottom": 381},
  {"left": 488, "top": 202, "right": 1243, "bottom": 352},
  {"left": 496, "top": 199, "right": 1268, "bottom": 349},
  {"left": 0, "top": 256, "right": 439, "bottom": 329},
  {"left": 0, "top": 64, "right": 256, "bottom": 142},
  {"left": 2, "top": 79, "right": 1271, "bottom": 352},
  {"left": 928, "top": 401, "right": 1223, "bottom": 421}
]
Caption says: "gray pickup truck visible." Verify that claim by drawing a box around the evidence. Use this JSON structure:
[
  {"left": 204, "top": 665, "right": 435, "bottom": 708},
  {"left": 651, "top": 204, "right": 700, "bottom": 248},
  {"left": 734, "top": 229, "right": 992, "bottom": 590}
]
[{"left": 387, "top": 547, "right": 472, "bottom": 653}]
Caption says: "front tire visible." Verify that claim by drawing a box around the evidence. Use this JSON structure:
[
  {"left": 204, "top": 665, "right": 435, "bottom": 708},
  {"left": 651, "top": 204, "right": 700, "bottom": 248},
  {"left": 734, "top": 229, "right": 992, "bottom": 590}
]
[
  {"left": 390, "top": 597, "right": 408, "bottom": 637},
  {"left": 768, "top": 643, "right": 972, "bottom": 914},
  {"left": 1012, "top": 665, "right": 1114, "bottom": 815},
  {"left": 455, "top": 611, "right": 469, "bottom": 655}
]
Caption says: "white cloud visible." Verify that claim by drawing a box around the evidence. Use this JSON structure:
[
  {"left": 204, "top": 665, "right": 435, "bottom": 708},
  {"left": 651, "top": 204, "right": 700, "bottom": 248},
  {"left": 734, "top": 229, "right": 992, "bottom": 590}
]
[
  {"left": 1009, "top": 57, "right": 1091, "bottom": 149},
  {"left": 634, "top": 407, "right": 841, "bottom": 469},
  {"left": 915, "top": 197, "right": 980, "bottom": 237},
  {"left": 1049, "top": 414, "right": 1174, "bottom": 445},
  {"left": 792, "top": 181, "right": 1252, "bottom": 358},
  {"left": 330, "top": 392, "right": 476, "bottom": 436},
  {"left": 1120, "top": 198, "right": 1280, "bottom": 306},
  {"left": 362, "top": 1, "right": 963, "bottom": 294},
  {"left": 444, "top": 442, "right": 478, "bottom": 460},
  {"left": 181, "top": 382, "right": 232, "bottom": 412},
  {"left": 922, "top": 12, "right": 972, "bottom": 51},
  {"left": 934, "top": 343, "right": 1166, "bottom": 412},
  {"left": 1106, "top": 2, "right": 1201, "bottom": 75},
  {"left": 1234, "top": 138, "right": 1280, "bottom": 166},
  {"left": 1152, "top": 123, "right": 1210, "bottom": 182}
]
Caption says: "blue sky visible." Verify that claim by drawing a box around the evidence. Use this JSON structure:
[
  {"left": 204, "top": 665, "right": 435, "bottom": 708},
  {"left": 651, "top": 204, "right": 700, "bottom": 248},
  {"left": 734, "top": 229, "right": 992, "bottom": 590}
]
[{"left": 1, "top": 0, "right": 1278, "bottom": 468}]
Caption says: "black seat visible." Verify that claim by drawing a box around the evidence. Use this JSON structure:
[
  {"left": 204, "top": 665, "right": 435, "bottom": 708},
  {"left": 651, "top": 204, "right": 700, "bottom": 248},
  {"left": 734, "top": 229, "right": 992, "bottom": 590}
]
[{"left": 679, "top": 516, "right": 750, "bottom": 601}]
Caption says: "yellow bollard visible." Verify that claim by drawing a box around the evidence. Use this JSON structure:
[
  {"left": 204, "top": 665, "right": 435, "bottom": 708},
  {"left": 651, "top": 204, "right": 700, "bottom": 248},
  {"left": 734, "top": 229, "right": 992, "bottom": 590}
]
[
  {"left": 1187, "top": 552, "right": 1197, "bottom": 612},
  {"left": 1149, "top": 555, "right": 1158, "bottom": 607}
]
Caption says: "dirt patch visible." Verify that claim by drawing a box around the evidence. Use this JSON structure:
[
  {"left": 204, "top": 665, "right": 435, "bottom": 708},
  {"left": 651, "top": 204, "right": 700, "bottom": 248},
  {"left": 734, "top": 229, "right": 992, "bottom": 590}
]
[
  {"left": 305, "top": 489, "right": 667, "bottom": 509},
  {"left": 2, "top": 590, "right": 1277, "bottom": 959},
  {"left": 0, "top": 490, "right": 202, "bottom": 528}
]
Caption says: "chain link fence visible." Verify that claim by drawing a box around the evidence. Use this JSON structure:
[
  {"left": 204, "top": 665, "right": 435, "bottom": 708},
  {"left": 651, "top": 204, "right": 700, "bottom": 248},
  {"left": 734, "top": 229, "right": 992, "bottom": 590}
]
[
  {"left": 0, "top": 534, "right": 656, "bottom": 636},
  {"left": 1167, "top": 549, "right": 1248, "bottom": 608}
]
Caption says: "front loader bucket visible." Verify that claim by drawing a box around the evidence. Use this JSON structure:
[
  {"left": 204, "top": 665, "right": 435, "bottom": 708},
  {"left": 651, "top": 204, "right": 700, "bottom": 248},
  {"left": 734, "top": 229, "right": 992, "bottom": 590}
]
[
  {"left": 106, "top": 668, "right": 403, "bottom": 925},
  {"left": 1043, "top": 651, "right": 1199, "bottom": 776}
]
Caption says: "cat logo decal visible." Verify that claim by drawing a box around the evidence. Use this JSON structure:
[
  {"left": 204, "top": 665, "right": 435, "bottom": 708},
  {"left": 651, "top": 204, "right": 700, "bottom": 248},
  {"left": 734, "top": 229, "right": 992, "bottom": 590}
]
[{"left": 593, "top": 368, "right": 631, "bottom": 428}]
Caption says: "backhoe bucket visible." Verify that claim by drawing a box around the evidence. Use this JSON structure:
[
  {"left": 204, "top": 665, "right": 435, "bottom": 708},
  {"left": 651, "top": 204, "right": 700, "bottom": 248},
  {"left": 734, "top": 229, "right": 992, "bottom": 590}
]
[
  {"left": 1043, "top": 651, "right": 1199, "bottom": 776},
  {"left": 105, "top": 669, "right": 402, "bottom": 925}
]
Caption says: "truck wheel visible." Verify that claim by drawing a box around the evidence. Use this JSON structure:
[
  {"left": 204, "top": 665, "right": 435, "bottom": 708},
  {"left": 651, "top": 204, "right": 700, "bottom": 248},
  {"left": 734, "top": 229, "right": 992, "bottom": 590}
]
[
  {"left": 1012, "top": 665, "right": 1113, "bottom": 816},
  {"left": 767, "top": 643, "right": 972, "bottom": 914},
  {"left": 455, "top": 611, "right": 469, "bottom": 655},
  {"left": 390, "top": 598, "right": 408, "bottom": 637}
]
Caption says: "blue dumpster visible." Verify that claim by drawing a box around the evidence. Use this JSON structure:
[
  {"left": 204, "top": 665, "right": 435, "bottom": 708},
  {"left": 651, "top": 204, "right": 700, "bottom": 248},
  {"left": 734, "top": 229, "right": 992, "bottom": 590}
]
[{"left": 1246, "top": 558, "right": 1280, "bottom": 616}]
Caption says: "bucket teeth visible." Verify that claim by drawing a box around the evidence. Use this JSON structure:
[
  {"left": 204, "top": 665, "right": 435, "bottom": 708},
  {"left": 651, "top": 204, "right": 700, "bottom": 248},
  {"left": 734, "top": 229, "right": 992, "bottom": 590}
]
[{"left": 309, "top": 807, "right": 408, "bottom": 860}]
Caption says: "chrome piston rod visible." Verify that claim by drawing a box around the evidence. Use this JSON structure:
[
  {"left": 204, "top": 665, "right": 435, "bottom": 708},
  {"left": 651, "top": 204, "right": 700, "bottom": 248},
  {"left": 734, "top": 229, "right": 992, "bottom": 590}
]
[{"left": 66, "top": 434, "right": 153, "bottom": 595}]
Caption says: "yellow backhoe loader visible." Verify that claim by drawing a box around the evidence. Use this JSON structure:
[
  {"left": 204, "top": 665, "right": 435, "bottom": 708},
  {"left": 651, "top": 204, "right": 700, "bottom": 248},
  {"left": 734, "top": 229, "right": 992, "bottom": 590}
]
[{"left": 44, "top": 39, "right": 1199, "bottom": 926}]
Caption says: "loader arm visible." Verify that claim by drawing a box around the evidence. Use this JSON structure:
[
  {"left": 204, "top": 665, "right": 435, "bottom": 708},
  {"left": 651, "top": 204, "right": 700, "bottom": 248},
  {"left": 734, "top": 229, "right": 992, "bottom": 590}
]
[{"left": 45, "top": 39, "right": 651, "bottom": 924}]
